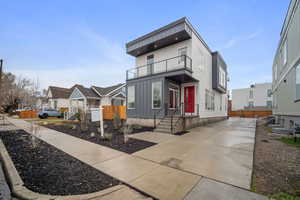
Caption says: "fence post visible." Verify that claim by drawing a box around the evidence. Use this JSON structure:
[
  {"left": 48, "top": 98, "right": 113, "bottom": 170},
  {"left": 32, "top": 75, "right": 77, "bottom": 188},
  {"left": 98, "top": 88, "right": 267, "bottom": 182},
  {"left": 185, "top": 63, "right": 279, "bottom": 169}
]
[{"left": 99, "top": 106, "right": 104, "bottom": 137}]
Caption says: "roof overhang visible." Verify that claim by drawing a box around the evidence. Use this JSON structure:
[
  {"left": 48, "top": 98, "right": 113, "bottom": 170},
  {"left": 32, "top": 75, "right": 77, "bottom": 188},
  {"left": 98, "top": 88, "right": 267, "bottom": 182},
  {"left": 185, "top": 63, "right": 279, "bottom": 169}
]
[{"left": 126, "top": 18, "right": 192, "bottom": 57}]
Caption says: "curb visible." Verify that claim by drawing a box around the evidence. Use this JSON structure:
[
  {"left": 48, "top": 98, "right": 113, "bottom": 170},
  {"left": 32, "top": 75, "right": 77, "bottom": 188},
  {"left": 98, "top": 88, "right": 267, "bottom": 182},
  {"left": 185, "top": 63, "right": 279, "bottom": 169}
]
[{"left": 0, "top": 140, "right": 125, "bottom": 200}]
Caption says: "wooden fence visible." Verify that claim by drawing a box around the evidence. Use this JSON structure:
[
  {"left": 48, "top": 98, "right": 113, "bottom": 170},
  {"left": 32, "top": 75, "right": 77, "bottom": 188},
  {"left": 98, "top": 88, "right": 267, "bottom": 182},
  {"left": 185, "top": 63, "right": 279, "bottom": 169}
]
[
  {"left": 103, "top": 106, "right": 126, "bottom": 120},
  {"left": 229, "top": 110, "right": 272, "bottom": 118},
  {"left": 19, "top": 110, "right": 38, "bottom": 119}
]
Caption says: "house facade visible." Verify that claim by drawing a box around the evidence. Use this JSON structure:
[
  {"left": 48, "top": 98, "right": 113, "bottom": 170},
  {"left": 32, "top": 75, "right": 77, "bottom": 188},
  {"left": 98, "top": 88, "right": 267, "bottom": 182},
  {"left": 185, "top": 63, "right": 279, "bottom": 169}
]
[
  {"left": 69, "top": 83, "right": 126, "bottom": 113},
  {"left": 272, "top": 0, "right": 300, "bottom": 128},
  {"left": 125, "top": 17, "right": 228, "bottom": 133},
  {"left": 232, "top": 83, "right": 273, "bottom": 111},
  {"left": 47, "top": 86, "right": 72, "bottom": 111}
]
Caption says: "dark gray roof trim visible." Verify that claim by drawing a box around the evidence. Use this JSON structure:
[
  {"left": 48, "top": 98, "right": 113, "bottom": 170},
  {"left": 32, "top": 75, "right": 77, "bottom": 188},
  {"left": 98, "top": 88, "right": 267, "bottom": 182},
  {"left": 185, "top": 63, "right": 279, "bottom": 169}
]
[
  {"left": 76, "top": 85, "right": 99, "bottom": 99},
  {"left": 126, "top": 17, "right": 211, "bottom": 53}
]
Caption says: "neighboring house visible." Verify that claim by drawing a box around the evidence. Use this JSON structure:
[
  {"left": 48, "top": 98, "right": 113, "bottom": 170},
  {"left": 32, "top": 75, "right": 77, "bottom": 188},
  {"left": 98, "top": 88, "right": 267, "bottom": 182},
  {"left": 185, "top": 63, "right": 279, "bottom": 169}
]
[
  {"left": 36, "top": 96, "right": 48, "bottom": 110},
  {"left": 272, "top": 0, "right": 300, "bottom": 128},
  {"left": 47, "top": 86, "right": 72, "bottom": 110},
  {"left": 232, "top": 83, "right": 273, "bottom": 111},
  {"left": 69, "top": 83, "right": 126, "bottom": 113},
  {"left": 125, "top": 17, "right": 228, "bottom": 133}
]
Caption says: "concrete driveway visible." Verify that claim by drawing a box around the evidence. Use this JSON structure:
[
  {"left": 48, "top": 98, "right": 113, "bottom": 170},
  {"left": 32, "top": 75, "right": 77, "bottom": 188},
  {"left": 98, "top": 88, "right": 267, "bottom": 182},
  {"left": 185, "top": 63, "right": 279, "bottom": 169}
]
[{"left": 133, "top": 117, "right": 256, "bottom": 189}]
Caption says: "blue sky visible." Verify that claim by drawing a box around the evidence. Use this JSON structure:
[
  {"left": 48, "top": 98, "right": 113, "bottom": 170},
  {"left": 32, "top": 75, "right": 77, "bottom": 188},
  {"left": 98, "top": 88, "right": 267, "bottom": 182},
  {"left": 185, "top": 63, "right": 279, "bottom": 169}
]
[{"left": 0, "top": 0, "right": 289, "bottom": 90}]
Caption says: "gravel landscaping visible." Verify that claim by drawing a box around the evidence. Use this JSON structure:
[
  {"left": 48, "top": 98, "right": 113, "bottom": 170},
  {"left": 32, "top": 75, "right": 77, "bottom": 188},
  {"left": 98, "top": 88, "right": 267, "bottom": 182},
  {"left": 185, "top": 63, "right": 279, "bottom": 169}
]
[
  {"left": 44, "top": 123, "right": 156, "bottom": 154},
  {"left": 252, "top": 119, "right": 300, "bottom": 198},
  {"left": 0, "top": 129, "right": 121, "bottom": 195}
]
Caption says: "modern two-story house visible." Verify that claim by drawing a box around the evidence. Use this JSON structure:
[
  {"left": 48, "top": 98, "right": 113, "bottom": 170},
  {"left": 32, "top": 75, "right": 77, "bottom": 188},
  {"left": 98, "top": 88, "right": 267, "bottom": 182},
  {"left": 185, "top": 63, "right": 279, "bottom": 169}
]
[
  {"left": 125, "top": 17, "right": 228, "bottom": 133},
  {"left": 272, "top": 0, "right": 300, "bottom": 128},
  {"left": 232, "top": 82, "right": 273, "bottom": 111}
]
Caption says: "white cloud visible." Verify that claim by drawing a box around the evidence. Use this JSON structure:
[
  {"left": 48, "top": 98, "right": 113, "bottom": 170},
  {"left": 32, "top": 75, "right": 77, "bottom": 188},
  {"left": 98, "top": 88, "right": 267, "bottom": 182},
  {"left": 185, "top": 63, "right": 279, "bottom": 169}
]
[{"left": 220, "top": 30, "right": 262, "bottom": 50}]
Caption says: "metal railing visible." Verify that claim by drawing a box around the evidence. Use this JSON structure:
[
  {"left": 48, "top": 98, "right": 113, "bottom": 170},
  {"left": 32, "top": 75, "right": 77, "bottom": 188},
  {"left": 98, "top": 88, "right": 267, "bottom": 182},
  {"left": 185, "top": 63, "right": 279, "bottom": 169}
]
[
  {"left": 127, "top": 55, "right": 192, "bottom": 80},
  {"left": 153, "top": 103, "right": 167, "bottom": 129}
]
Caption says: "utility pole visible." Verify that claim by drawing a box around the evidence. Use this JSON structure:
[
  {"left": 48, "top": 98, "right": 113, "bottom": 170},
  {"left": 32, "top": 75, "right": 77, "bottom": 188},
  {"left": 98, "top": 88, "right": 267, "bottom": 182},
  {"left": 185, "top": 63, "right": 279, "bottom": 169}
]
[{"left": 0, "top": 59, "right": 3, "bottom": 107}]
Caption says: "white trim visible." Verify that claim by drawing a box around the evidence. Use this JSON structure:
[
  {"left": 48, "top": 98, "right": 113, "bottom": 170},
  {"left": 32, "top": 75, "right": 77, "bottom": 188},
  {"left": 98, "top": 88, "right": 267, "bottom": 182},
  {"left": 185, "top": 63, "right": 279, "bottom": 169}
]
[
  {"left": 105, "top": 84, "right": 126, "bottom": 97},
  {"left": 127, "top": 85, "right": 136, "bottom": 109},
  {"left": 70, "top": 87, "right": 86, "bottom": 100},
  {"left": 91, "top": 86, "right": 103, "bottom": 97},
  {"left": 152, "top": 80, "right": 162, "bottom": 109},
  {"left": 273, "top": 55, "right": 300, "bottom": 92},
  {"left": 112, "top": 92, "right": 126, "bottom": 99}
]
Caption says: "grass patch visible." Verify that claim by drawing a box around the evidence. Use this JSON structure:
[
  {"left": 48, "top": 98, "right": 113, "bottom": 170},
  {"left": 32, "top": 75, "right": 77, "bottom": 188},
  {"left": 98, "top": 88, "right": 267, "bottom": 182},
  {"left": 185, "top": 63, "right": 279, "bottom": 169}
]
[
  {"left": 279, "top": 137, "right": 300, "bottom": 148},
  {"left": 269, "top": 192, "right": 300, "bottom": 200}
]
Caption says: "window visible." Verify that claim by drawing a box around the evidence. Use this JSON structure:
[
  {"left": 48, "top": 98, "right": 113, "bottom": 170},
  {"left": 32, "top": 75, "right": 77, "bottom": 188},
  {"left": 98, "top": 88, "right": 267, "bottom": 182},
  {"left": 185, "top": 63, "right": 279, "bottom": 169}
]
[
  {"left": 267, "top": 100, "right": 272, "bottom": 108},
  {"left": 249, "top": 90, "right": 253, "bottom": 99},
  {"left": 205, "top": 89, "right": 209, "bottom": 110},
  {"left": 219, "top": 67, "right": 226, "bottom": 88},
  {"left": 274, "top": 63, "right": 278, "bottom": 80},
  {"left": 54, "top": 100, "right": 57, "bottom": 109},
  {"left": 220, "top": 95, "right": 222, "bottom": 110},
  {"left": 296, "top": 63, "right": 300, "bottom": 101},
  {"left": 267, "top": 89, "right": 272, "bottom": 97},
  {"left": 282, "top": 40, "right": 287, "bottom": 66},
  {"left": 127, "top": 85, "right": 135, "bottom": 109},
  {"left": 169, "top": 88, "right": 179, "bottom": 109},
  {"left": 147, "top": 55, "right": 154, "bottom": 74},
  {"left": 249, "top": 101, "right": 254, "bottom": 108},
  {"left": 152, "top": 81, "right": 162, "bottom": 109},
  {"left": 178, "top": 47, "right": 187, "bottom": 65},
  {"left": 211, "top": 92, "right": 215, "bottom": 111}
]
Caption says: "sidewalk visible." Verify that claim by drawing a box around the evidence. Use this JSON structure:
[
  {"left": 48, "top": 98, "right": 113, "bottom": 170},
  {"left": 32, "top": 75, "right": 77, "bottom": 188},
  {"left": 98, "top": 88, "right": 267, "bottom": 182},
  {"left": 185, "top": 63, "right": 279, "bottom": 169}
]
[{"left": 6, "top": 117, "right": 269, "bottom": 200}]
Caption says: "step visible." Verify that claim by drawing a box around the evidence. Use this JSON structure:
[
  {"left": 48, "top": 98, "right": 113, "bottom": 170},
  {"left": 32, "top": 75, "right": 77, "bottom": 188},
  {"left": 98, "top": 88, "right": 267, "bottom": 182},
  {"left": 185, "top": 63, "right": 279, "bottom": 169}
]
[
  {"left": 154, "top": 128, "right": 171, "bottom": 133},
  {"left": 157, "top": 124, "right": 172, "bottom": 129}
]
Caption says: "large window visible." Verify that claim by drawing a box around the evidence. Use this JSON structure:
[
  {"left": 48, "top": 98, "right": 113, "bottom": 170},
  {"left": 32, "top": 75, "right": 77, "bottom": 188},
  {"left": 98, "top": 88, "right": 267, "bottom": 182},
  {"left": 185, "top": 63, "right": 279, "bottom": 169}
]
[
  {"left": 267, "top": 100, "right": 272, "bottom": 108},
  {"left": 282, "top": 40, "right": 287, "bottom": 66},
  {"left": 205, "top": 90, "right": 215, "bottom": 111},
  {"left": 127, "top": 85, "right": 135, "bottom": 109},
  {"left": 267, "top": 89, "right": 272, "bottom": 97},
  {"left": 249, "top": 101, "right": 254, "bottom": 108},
  {"left": 152, "top": 81, "right": 162, "bottom": 109},
  {"left": 220, "top": 95, "right": 222, "bottom": 111},
  {"left": 178, "top": 47, "right": 187, "bottom": 64},
  {"left": 249, "top": 90, "right": 253, "bottom": 99},
  {"left": 296, "top": 63, "right": 300, "bottom": 101},
  {"left": 169, "top": 88, "right": 179, "bottom": 109},
  {"left": 219, "top": 67, "right": 226, "bottom": 88}
]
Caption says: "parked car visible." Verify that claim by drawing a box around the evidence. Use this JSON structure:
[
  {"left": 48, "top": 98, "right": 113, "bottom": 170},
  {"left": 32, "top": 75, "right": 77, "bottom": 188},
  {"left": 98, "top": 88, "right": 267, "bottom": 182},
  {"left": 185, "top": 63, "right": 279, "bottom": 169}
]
[{"left": 38, "top": 109, "right": 62, "bottom": 119}]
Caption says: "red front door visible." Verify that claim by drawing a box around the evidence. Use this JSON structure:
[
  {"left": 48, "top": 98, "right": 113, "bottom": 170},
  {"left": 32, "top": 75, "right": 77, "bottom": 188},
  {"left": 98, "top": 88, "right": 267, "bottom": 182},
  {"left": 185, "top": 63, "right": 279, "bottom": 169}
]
[{"left": 184, "top": 86, "right": 195, "bottom": 113}]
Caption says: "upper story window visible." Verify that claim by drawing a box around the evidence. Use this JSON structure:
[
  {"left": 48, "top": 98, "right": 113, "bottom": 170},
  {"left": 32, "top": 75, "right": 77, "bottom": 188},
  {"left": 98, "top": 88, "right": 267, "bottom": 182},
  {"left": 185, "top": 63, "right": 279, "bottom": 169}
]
[
  {"left": 152, "top": 81, "right": 162, "bottom": 109},
  {"left": 282, "top": 40, "right": 287, "bottom": 66},
  {"left": 127, "top": 85, "right": 135, "bottom": 109},
  {"left": 274, "top": 63, "right": 278, "bottom": 80},
  {"left": 296, "top": 63, "right": 300, "bottom": 101},
  {"left": 249, "top": 90, "right": 253, "bottom": 99},
  {"left": 178, "top": 47, "right": 187, "bottom": 64},
  {"left": 267, "top": 89, "right": 272, "bottom": 97},
  {"left": 219, "top": 67, "right": 226, "bottom": 88}
]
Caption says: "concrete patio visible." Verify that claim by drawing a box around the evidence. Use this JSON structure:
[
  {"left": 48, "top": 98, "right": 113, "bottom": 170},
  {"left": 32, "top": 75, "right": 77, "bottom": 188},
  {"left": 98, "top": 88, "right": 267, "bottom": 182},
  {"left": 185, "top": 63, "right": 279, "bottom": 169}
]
[{"left": 5, "top": 117, "right": 269, "bottom": 200}]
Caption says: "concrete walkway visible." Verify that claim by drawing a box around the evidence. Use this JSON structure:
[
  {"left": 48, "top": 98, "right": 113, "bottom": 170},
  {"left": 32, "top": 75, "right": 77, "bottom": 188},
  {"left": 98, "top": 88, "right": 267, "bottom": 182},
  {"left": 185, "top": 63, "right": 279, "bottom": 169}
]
[
  {"left": 133, "top": 118, "right": 256, "bottom": 189},
  {"left": 6, "top": 117, "right": 269, "bottom": 200}
]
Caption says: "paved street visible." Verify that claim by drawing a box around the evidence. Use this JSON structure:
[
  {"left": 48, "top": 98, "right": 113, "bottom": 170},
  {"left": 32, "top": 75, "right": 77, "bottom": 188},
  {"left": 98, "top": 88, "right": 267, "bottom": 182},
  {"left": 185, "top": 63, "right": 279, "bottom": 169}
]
[{"left": 5, "top": 117, "right": 269, "bottom": 200}]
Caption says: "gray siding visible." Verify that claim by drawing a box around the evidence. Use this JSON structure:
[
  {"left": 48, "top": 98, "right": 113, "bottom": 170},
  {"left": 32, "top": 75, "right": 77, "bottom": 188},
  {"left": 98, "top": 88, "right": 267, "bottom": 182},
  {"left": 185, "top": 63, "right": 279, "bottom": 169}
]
[
  {"left": 127, "top": 77, "right": 166, "bottom": 119},
  {"left": 212, "top": 52, "right": 227, "bottom": 93},
  {"left": 273, "top": 0, "right": 300, "bottom": 116}
]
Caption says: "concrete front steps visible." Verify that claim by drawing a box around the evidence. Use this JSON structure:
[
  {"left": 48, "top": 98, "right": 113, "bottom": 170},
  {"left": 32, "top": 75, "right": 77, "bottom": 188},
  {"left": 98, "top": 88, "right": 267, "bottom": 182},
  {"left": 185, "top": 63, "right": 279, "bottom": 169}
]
[{"left": 154, "top": 116, "right": 182, "bottom": 134}]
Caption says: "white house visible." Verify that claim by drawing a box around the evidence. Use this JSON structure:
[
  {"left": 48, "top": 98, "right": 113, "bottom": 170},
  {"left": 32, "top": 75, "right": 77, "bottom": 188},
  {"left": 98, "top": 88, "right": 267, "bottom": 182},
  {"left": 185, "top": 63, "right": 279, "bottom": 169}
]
[
  {"left": 69, "top": 83, "right": 126, "bottom": 113},
  {"left": 125, "top": 17, "right": 228, "bottom": 133},
  {"left": 272, "top": 0, "right": 300, "bottom": 128},
  {"left": 47, "top": 86, "right": 73, "bottom": 111},
  {"left": 232, "top": 83, "right": 272, "bottom": 111}
]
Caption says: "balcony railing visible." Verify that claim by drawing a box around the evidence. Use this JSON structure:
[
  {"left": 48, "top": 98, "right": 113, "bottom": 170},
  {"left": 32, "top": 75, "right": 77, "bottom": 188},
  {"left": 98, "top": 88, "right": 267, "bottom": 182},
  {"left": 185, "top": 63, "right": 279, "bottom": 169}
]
[{"left": 126, "top": 55, "right": 192, "bottom": 80}]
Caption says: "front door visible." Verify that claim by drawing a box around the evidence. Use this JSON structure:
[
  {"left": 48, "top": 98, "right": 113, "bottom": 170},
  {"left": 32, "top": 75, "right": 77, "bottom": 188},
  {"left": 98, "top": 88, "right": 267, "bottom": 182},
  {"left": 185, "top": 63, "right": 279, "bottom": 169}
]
[{"left": 184, "top": 86, "right": 195, "bottom": 113}]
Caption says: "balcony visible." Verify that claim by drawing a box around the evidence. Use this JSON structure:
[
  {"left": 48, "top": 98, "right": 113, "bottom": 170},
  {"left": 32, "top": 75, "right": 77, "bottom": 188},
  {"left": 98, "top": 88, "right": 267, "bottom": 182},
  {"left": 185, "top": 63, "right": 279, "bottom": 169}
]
[{"left": 126, "top": 55, "right": 193, "bottom": 81}]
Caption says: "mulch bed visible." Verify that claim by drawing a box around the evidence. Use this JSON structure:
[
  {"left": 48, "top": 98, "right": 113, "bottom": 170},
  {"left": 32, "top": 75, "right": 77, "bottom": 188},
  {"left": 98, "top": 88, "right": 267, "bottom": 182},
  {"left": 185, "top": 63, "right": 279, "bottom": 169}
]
[
  {"left": 252, "top": 119, "right": 300, "bottom": 197},
  {"left": 0, "top": 129, "right": 121, "bottom": 195},
  {"left": 44, "top": 123, "right": 156, "bottom": 154}
]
